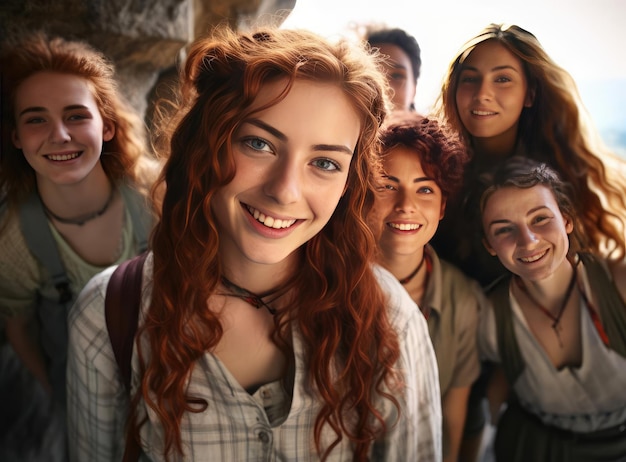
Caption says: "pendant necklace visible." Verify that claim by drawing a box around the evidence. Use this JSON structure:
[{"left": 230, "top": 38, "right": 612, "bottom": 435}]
[
  {"left": 514, "top": 264, "right": 578, "bottom": 348},
  {"left": 220, "top": 276, "right": 283, "bottom": 315},
  {"left": 43, "top": 187, "right": 115, "bottom": 226}
]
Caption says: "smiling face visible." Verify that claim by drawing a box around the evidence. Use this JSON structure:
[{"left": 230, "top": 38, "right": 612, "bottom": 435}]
[
  {"left": 374, "top": 43, "right": 416, "bottom": 111},
  {"left": 11, "top": 71, "right": 114, "bottom": 188},
  {"left": 482, "top": 185, "right": 573, "bottom": 282},
  {"left": 455, "top": 40, "right": 532, "bottom": 152},
  {"left": 372, "top": 146, "right": 445, "bottom": 261},
  {"left": 211, "top": 79, "right": 361, "bottom": 273}
]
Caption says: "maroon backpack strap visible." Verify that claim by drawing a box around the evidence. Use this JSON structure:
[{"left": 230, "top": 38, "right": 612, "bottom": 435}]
[{"left": 105, "top": 251, "right": 148, "bottom": 462}]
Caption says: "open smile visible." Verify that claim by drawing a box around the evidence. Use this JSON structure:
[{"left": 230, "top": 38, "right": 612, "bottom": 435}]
[
  {"left": 471, "top": 110, "right": 497, "bottom": 116},
  {"left": 245, "top": 204, "right": 297, "bottom": 229},
  {"left": 387, "top": 222, "right": 422, "bottom": 231},
  {"left": 518, "top": 249, "right": 548, "bottom": 263},
  {"left": 45, "top": 151, "right": 82, "bottom": 161}
]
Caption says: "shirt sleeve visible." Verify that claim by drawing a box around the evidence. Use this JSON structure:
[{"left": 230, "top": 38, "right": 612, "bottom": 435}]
[
  {"left": 477, "top": 295, "right": 500, "bottom": 363},
  {"left": 372, "top": 266, "right": 443, "bottom": 462},
  {"left": 449, "top": 281, "right": 484, "bottom": 388},
  {"left": 66, "top": 266, "right": 127, "bottom": 462}
]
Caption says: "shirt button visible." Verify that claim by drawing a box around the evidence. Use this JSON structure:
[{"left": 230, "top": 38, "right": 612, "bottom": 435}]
[{"left": 258, "top": 431, "right": 270, "bottom": 443}]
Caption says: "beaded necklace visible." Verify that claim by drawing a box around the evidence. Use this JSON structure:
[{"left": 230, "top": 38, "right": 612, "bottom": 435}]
[{"left": 43, "top": 187, "right": 115, "bottom": 226}]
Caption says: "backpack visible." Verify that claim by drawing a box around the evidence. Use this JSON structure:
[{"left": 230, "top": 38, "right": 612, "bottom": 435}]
[
  {"left": 18, "top": 184, "right": 151, "bottom": 403},
  {"left": 104, "top": 252, "right": 147, "bottom": 462}
]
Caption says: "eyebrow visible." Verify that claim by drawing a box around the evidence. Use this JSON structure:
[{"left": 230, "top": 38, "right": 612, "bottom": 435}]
[
  {"left": 246, "top": 119, "right": 354, "bottom": 155},
  {"left": 18, "top": 104, "right": 90, "bottom": 117},
  {"left": 382, "top": 174, "right": 432, "bottom": 183},
  {"left": 461, "top": 64, "right": 521, "bottom": 74},
  {"left": 387, "top": 61, "right": 408, "bottom": 71}
]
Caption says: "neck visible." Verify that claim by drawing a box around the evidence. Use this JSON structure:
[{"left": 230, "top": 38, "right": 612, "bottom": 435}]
[
  {"left": 221, "top": 252, "right": 299, "bottom": 295},
  {"left": 36, "top": 162, "right": 112, "bottom": 216},
  {"left": 472, "top": 125, "right": 519, "bottom": 162},
  {"left": 380, "top": 247, "right": 427, "bottom": 288},
  {"left": 516, "top": 259, "right": 575, "bottom": 310}
]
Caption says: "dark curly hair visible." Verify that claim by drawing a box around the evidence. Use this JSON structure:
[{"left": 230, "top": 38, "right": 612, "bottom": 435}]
[{"left": 379, "top": 111, "right": 469, "bottom": 200}]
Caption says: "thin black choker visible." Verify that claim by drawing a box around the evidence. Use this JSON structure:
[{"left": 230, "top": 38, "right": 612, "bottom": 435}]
[
  {"left": 399, "top": 255, "right": 427, "bottom": 285},
  {"left": 220, "top": 276, "right": 282, "bottom": 315},
  {"left": 43, "top": 187, "right": 115, "bottom": 226}
]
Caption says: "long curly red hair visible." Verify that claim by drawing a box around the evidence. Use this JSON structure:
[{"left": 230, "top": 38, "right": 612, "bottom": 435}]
[{"left": 134, "top": 26, "right": 402, "bottom": 460}]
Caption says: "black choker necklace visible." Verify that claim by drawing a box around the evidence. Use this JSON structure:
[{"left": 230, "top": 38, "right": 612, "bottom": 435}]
[
  {"left": 220, "top": 276, "right": 282, "bottom": 315},
  {"left": 43, "top": 187, "right": 115, "bottom": 226},
  {"left": 399, "top": 255, "right": 427, "bottom": 285}
]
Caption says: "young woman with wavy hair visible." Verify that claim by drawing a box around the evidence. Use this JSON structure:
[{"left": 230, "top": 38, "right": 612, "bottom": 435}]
[
  {"left": 432, "top": 23, "right": 626, "bottom": 288},
  {"left": 67, "top": 26, "right": 441, "bottom": 461},
  {"left": 0, "top": 32, "right": 158, "bottom": 460}
]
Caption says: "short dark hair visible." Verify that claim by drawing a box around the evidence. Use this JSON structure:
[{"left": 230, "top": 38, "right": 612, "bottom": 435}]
[{"left": 366, "top": 27, "right": 421, "bottom": 82}]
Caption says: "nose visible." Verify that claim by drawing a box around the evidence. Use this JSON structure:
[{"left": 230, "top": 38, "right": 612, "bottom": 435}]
[
  {"left": 518, "top": 226, "right": 538, "bottom": 247},
  {"left": 263, "top": 157, "right": 302, "bottom": 205},
  {"left": 474, "top": 79, "right": 493, "bottom": 102},
  {"left": 48, "top": 119, "right": 71, "bottom": 143},
  {"left": 394, "top": 189, "right": 416, "bottom": 213}
]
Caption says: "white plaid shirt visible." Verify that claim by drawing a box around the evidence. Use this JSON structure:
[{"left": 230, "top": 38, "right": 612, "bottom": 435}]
[{"left": 67, "top": 254, "right": 441, "bottom": 461}]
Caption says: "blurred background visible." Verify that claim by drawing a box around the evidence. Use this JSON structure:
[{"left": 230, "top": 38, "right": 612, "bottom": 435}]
[{"left": 281, "top": 0, "right": 626, "bottom": 158}]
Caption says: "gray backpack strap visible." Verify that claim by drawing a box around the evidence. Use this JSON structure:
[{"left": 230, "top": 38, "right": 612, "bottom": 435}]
[
  {"left": 18, "top": 192, "right": 71, "bottom": 303},
  {"left": 18, "top": 192, "right": 72, "bottom": 403},
  {"left": 488, "top": 276, "right": 525, "bottom": 387},
  {"left": 119, "top": 183, "right": 151, "bottom": 253}
]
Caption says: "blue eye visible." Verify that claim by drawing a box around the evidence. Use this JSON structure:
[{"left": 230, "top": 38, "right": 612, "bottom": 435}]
[
  {"left": 312, "top": 158, "right": 340, "bottom": 171},
  {"left": 244, "top": 137, "right": 272, "bottom": 152}
]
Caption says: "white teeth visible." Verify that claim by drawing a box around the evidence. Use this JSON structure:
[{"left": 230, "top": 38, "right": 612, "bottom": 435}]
[
  {"left": 246, "top": 205, "right": 296, "bottom": 229},
  {"left": 47, "top": 152, "right": 80, "bottom": 161},
  {"left": 389, "top": 223, "right": 421, "bottom": 231},
  {"left": 472, "top": 110, "right": 495, "bottom": 116},
  {"left": 520, "top": 251, "right": 546, "bottom": 263}
]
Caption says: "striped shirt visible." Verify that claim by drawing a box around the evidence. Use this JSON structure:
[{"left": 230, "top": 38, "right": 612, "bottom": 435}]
[{"left": 67, "top": 254, "right": 441, "bottom": 461}]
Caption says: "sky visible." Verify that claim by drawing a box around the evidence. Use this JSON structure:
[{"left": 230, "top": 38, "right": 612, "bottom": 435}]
[{"left": 280, "top": 0, "right": 626, "bottom": 150}]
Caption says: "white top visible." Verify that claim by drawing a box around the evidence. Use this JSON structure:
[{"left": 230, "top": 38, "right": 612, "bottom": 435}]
[
  {"left": 67, "top": 253, "right": 442, "bottom": 461},
  {"left": 479, "top": 264, "right": 626, "bottom": 432}
]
